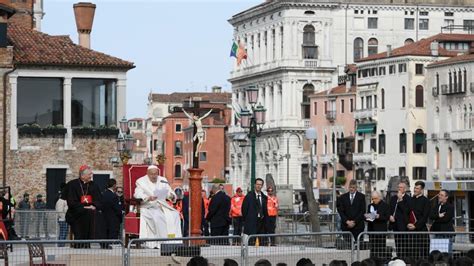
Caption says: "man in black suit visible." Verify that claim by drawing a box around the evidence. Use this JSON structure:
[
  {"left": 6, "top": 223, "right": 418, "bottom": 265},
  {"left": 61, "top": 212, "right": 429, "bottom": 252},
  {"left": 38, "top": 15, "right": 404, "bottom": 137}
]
[
  {"left": 206, "top": 184, "right": 231, "bottom": 243},
  {"left": 430, "top": 189, "right": 454, "bottom": 239},
  {"left": 101, "top": 179, "right": 123, "bottom": 248},
  {"left": 242, "top": 178, "right": 268, "bottom": 245},
  {"left": 337, "top": 179, "right": 366, "bottom": 242},
  {"left": 389, "top": 181, "right": 411, "bottom": 259},
  {"left": 408, "top": 181, "right": 431, "bottom": 259}
]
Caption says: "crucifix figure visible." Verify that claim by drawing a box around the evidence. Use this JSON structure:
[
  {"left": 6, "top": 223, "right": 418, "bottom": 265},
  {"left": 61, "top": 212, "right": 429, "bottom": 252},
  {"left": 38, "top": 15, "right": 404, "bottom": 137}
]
[
  {"left": 181, "top": 99, "right": 213, "bottom": 168},
  {"left": 182, "top": 108, "right": 213, "bottom": 157}
]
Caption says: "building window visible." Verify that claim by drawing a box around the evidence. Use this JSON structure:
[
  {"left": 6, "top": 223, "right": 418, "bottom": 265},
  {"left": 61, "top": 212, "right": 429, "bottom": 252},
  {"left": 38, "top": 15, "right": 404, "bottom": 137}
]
[
  {"left": 404, "top": 38, "right": 414, "bottom": 45},
  {"left": 350, "top": 99, "right": 354, "bottom": 112},
  {"left": 415, "top": 85, "right": 424, "bottom": 108},
  {"left": 303, "top": 25, "right": 317, "bottom": 59},
  {"left": 398, "top": 63, "right": 407, "bottom": 73},
  {"left": 444, "top": 19, "right": 454, "bottom": 27},
  {"left": 370, "top": 138, "right": 377, "bottom": 152},
  {"left": 199, "top": 152, "right": 207, "bottom": 161},
  {"left": 445, "top": 12, "right": 454, "bottom": 17},
  {"left": 399, "top": 167, "right": 406, "bottom": 177},
  {"left": 377, "top": 168, "right": 385, "bottom": 180},
  {"left": 324, "top": 101, "right": 328, "bottom": 114},
  {"left": 174, "top": 164, "right": 182, "bottom": 178},
  {"left": 379, "top": 132, "right": 386, "bottom": 154},
  {"left": 17, "top": 77, "right": 63, "bottom": 127},
  {"left": 280, "top": 26, "right": 284, "bottom": 58},
  {"left": 322, "top": 165, "right": 327, "bottom": 179},
  {"left": 413, "top": 129, "right": 426, "bottom": 153},
  {"left": 400, "top": 130, "right": 407, "bottom": 153},
  {"left": 71, "top": 78, "right": 117, "bottom": 127},
  {"left": 272, "top": 29, "right": 276, "bottom": 60},
  {"left": 174, "top": 141, "right": 183, "bottom": 156},
  {"left": 314, "top": 102, "right": 317, "bottom": 115},
  {"left": 435, "top": 147, "right": 440, "bottom": 170},
  {"left": 381, "top": 89, "right": 385, "bottom": 110},
  {"left": 357, "top": 139, "right": 363, "bottom": 153},
  {"left": 448, "top": 147, "right": 452, "bottom": 169},
  {"left": 302, "top": 84, "right": 314, "bottom": 119},
  {"left": 402, "top": 86, "right": 406, "bottom": 107},
  {"left": 415, "top": 64, "right": 424, "bottom": 75},
  {"left": 368, "top": 38, "right": 378, "bottom": 56},
  {"left": 379, "top": 66, "right": 386, "bottom": 75},
  {"left": 413, "top": 167, "right": 427, "bottom": 180},
  {"left": 463, "top": 20, "right": 474, "bottom": 31},
  {"left": 175, "top": 124, "right": 182, "bottom": 132},
  {"left": 354, "top": 38, "right": 364, "bottom": 61},
  {"left": 341, "top": 99, "right": 345, "bottom": 113},
  {"left": 419, "top": 19, "right": 429, "bottom": 30},
  {"left": 368, "top": 18, "right": 378, "bottom": 29},
  {"left": 389, "top": 65, "right": 396, "bottom": 74},
  {"left": 405, "top": 18, "right": 414, "bottom": 30}
]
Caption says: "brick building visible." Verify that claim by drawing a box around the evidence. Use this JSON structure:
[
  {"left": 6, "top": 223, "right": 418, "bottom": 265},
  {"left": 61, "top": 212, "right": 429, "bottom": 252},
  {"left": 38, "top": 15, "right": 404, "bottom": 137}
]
[
  {"left": 160, "top": 100, "right": 231, "bottom": 189},
  {"left": 0, "top": 1, "right": 134, "bottom": 208}
]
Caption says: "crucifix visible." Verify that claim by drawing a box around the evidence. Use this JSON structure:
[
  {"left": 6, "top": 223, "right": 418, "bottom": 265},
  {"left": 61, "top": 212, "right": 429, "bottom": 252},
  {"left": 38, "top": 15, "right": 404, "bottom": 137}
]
[{"left": 181, "top": 98, "right": 213, "bottom": 169}]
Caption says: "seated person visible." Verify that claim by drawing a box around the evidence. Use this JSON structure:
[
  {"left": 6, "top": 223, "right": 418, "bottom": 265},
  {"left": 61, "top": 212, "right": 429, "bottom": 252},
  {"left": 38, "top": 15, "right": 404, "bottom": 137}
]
[{"left": 134, "top": 165, "right": 182, "bottom": 248}]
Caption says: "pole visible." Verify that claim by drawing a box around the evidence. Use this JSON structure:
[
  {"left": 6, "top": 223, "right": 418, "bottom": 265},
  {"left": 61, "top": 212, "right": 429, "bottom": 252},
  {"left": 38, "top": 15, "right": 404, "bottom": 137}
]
[
  {"left": 250, "top": 122, "right": 256, "bottom": 191},
  {"left": 287, "top": 137, "right": 290, "bottom": 185}
]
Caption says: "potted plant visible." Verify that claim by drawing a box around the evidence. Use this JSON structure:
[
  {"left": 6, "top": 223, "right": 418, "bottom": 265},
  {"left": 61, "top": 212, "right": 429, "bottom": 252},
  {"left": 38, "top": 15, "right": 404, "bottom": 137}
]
[
  {"left": 18, "top": 123, "right": 42, "bottom": 136},
  {"left": 42, "top": 124, "right": 67, "bottom": 137},
  {"left": 96, "top": 125, "right": 120, "bottom": 137},
  {"left": 73, "top": 125, "right": 95, "bottom": 136},
  {"left": 329, "top": 176, "right": 347, "bottom": 187}
]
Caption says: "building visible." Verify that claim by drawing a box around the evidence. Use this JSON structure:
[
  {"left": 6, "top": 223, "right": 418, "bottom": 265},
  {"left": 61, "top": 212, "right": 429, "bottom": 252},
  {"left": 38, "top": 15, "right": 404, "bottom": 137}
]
[
  {"left": 228, "top": 0, "right": 474, "bottom": 194},
  {"left": 354, "top": 33, "right": 474, "bottom": 194},
  {"left": 161, "top": 102, "right": 231, "bottom": 188},
  {"left": 146, "top": 88, "right": 231, "bottom": 163},
  {"left": 309, "top": 66, "right": 357, "bottom": 192},
  {"left": 425, "top": 46, "right": 474, "bottom": 230},
  {"left": 0, "top": 2, "right": 134, "bottom": 207},
  {"left": 127, "top": 118, "right": 149, "bottom": 164}
]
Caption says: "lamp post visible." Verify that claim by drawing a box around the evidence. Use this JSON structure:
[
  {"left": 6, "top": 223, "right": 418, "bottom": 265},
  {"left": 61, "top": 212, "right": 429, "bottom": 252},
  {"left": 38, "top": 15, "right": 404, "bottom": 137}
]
[
  {"left": 364, "top": 170, "right": 371, "bottom": 206},
  {"left": 239, "top": 85, "right": 266, "bottom": 191},
  {"left": 116, "top": 117, "right": 135, "bottom": 165},
  {"left": 304, "top": 127, "right": 321, "bottom": 232},
  {"left": 331, "top": 155, "right": 338, "bottom": 231}
]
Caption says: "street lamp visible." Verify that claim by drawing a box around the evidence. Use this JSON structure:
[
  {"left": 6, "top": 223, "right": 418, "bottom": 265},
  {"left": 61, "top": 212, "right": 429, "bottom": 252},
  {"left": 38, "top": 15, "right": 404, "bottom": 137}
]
[
  {"left": 238, "top": 86, "right": 266, "bottom": 191},
  {"left": 365, "top": 170, "right": 371, "bottom": 205},
  {"left": 304, "top": 127, "right": 321, "bottom": 232},
  {"left": 331, "top": 155, "right": 338, "bottom": 231},
  {"left": 116, "top": 117, "right": 135, "bottom": 165}
]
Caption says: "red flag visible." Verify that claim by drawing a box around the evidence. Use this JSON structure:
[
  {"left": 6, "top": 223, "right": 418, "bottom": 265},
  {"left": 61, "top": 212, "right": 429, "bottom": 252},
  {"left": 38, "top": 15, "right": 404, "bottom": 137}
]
[{"left": 237, "top": 41, "right": 247, "bottom": 66}]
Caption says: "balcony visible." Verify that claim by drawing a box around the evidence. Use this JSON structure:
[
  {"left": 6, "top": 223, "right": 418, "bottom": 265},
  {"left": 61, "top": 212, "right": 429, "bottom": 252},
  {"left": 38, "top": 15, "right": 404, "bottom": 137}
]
[
  {"left": 451, "top": 129, "right": 474, "bottom": 142},
  {"left": 318, "top": 154, "right": 335, "bottom": 165},
  {"left": 353, "top": 152, "right": 377, "bottom": 164},
  {"left": 326, "top": 110, "right": 336, "bottom": 122},
  {"left": 354, "top": 108, "right": 377, "bottom": 121},
  {"left": 303, "top": 119, "right": 311, "bottom": 128},
  {"left": 453, "top": 168, "right": 474, "bottom": 179},
  {"left": 440, "top": 84, "right": 466, "bottom": 95},
  {"left": 304, "top": 59, "right": 318, "bottom": 68}
]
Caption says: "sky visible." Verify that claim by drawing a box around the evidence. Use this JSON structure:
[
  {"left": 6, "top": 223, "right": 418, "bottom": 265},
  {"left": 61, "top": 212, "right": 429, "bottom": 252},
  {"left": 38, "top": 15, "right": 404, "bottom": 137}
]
[{"left": 42, "top": 0, "right": 262, "bottom": 118}]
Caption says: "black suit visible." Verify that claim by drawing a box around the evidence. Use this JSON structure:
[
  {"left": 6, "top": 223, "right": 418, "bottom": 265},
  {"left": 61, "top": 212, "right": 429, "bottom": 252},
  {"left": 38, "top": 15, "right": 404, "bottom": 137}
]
[
  {"left": 242, "top": 191, "right": 268, "bottom": 245},
  {"left": 389, "top": 194, "right": 411, "bottom": 259},
  {"left": 409, "top": 195, "right": 431, "bottom": 259},
  {"left": 366, "top": 201, "right": 390, "bottom": 260},
  {"left": 337, "top": 191, "right": 366, "bottom": 241},
  {"left": 430, "top": 202, "right": 455, "bottom": 237},
  {"left": 101, "top": 189, "right": 123, "bottom": 241},
  {"left": 206, "top": 191, "right": 231, "bottom": 240}
]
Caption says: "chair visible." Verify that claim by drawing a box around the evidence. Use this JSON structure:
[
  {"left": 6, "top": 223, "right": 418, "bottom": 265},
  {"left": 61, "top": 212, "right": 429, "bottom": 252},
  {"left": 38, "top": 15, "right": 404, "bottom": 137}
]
[
  {"left": 0, "top": 243, "right": 8, "bottom": 266},
  {"left": 27, "top": 243, "right": 46, "bottom": 266}
]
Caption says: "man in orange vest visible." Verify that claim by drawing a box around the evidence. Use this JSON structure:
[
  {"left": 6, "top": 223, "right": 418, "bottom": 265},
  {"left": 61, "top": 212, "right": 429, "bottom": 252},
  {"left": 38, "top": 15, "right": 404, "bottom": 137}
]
[
  {"left": 266, "top": 186, "right": 278, "bottom": 246},
  {"left": 230, "top": 187, "right": 245, "bottom": 242}
]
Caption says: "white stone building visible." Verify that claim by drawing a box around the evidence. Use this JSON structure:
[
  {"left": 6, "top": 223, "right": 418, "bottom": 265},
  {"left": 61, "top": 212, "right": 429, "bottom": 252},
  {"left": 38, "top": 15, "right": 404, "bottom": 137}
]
[{"left": 228, "top": 0, "right": 474, "bottom": 194}]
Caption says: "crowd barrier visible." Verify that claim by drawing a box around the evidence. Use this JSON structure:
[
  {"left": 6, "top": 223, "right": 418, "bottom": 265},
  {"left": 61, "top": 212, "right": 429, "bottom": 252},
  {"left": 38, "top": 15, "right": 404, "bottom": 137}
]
[
  {"left": 356, "top": 231, "right": 474, "bottom": 263},
  {"left": 0, "top": 231, "right": 471, "bottom": 265},
  {"left": 14, "top": 210, "right": 63, "bottom": 239},
  {"left": 0, "top": 239, "right": 124, "bottom": 266}
]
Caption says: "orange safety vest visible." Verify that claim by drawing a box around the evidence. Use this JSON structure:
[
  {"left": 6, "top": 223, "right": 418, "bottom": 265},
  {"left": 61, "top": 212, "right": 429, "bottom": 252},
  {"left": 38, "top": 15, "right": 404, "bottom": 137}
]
[
  {"left": 267, "top": 195, "right": 279, "bottom": 217},
  {"left": 203, "top": 196, "right": 210, "bottom": 217},
  {"left": 230, "top": 195, "right": 245, "bottom": 217}
]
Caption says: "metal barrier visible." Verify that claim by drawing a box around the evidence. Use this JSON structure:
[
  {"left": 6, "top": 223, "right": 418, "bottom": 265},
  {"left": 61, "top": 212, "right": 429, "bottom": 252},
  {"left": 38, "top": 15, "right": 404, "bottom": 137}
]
[
  {"left": 356, "top": 231, "right": 474, "bottom": 263},
  {"left": 127, "top": 235, "right": 243, "bottom": 265},
  {"left": 277, "top": 213, "right": 337, "bottom": 233},
  {"left": 244, "top": 232, "right": 355, "bottom": 266},
  {"left": 14, "top": 210, "right": 63, "bottom": 239},
  {"left": 0, "top": 239, "right": 124, "bottom": 266}
]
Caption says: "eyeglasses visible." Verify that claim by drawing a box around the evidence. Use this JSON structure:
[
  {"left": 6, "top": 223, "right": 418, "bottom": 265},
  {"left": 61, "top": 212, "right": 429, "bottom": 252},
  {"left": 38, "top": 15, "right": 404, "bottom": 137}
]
[{"left": 117, "top": 191, "right": 123, "bottom": 194}]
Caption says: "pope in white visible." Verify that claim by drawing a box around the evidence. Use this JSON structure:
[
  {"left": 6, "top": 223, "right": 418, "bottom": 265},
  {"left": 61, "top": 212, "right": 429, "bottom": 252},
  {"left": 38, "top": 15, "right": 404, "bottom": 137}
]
[{"left": 134, "top": 165, "right": 182, "bottom": 248}]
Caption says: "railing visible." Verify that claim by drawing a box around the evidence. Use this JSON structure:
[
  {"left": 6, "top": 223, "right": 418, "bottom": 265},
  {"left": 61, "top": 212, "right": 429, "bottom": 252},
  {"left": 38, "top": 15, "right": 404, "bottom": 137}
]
[
  {"left": 451, "top": 129, "right": 474, "bottom": 141},
  {"left": 354, "top": 108, "right": 377, "bottom": 120},
  {"left": 319, "top": 154, "right": 334, "bottom": 165},
  {"left": 453, "top": 168, "right": 474, "bottom": 179},
  {"left": 304, "top": 59, "right": 318, "bottom": 68},
  {"left": 441, "top": 24, "right": 474, "bottom": 34},
  {"left": 353, "top": 152, "right": 376, "bottom": 163},
  {"left": 303, "top": 119, "right": 311, "bottom": 128},
  {"left": 14, "top": 210, "right": 62, "bottom": 240},
  {"left": 326, "top": 110, "right": 336, "bottom": 121}
]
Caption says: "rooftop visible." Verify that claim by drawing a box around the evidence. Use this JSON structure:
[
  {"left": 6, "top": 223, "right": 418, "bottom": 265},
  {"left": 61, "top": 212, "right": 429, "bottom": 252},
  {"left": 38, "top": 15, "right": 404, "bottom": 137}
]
[
  {"left": 313, "top": 84, "right": 356, "bottom": 97},
  {"left": 151, "top": 92, "right": 231, "bottom": 104}
]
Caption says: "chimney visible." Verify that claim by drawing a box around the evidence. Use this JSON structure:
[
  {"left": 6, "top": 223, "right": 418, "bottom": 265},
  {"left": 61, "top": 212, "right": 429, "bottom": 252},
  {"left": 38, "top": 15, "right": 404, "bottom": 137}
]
[
  {"left": 430, "top": 41, "right": 439, "bottom": 56},
  {"left": 73, "top": 2, "right": 96, "bottom": 49},
  {"left": 212, "top": 86, "right": 222, "bottom": 93},
  {"left": 386, "top": 45, "right": 392, "bottom": 57}
]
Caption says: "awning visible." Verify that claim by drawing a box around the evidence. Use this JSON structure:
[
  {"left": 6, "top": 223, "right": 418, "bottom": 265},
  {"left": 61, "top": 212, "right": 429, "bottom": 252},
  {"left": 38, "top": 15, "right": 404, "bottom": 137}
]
[{"left": 355, "top": 123, "right": 376, "bottom": 134}]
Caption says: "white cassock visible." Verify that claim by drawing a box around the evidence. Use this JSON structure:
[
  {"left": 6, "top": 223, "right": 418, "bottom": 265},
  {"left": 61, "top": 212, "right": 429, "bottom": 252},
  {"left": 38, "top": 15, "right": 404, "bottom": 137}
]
[{"left": 134, "top": 175, "right": 182, "bottom": 248}]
